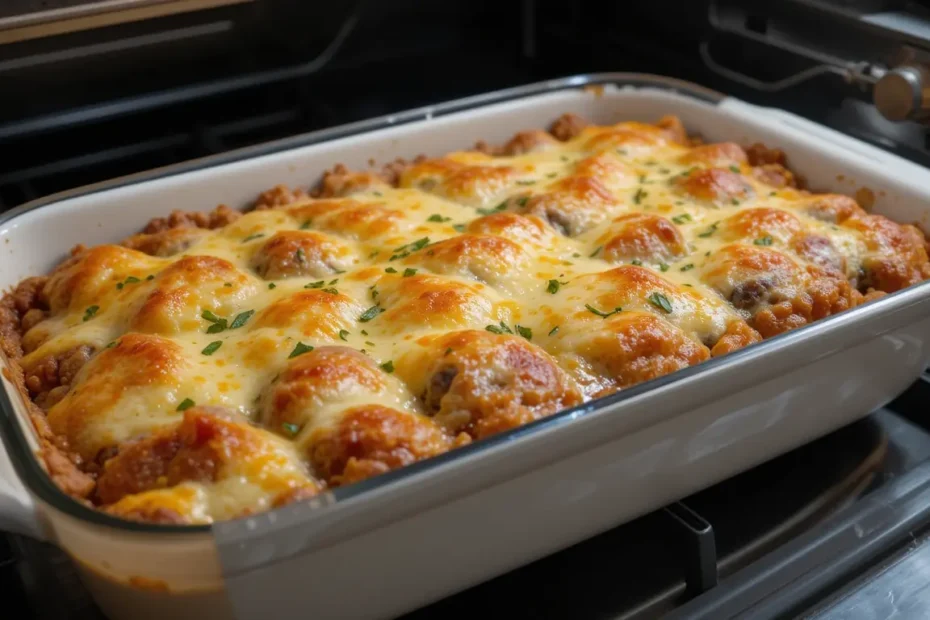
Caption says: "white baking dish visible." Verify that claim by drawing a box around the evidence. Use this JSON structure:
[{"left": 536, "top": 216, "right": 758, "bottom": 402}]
[{"left": 2, "top": 73, "right": 930, "bottom": 620}]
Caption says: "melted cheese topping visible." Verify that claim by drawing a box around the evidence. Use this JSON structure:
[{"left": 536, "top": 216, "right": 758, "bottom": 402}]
[{"left": 12, "top": 114, "right": 930, "bottom": 524}]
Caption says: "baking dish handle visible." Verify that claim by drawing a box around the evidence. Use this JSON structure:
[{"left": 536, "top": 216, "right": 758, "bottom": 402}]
[{"left": 0, "top": 431, "right": 42, "bottom": 539}]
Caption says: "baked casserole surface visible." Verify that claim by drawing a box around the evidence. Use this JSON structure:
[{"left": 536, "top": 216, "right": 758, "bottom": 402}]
[{"left": 2, "top": 113, "right": 928, "bottom": 524}]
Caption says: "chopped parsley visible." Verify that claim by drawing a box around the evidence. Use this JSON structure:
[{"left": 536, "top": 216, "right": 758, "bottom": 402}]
[
  {"left": 116, "top": 275, "right": 141, "bottom": 290},
  {"left": 633, "top": 188, "right": 647, "bottom": 204},
  {"left": 201, "top": 341, "right": 222, "bottom": 356},
  {"left": 300, "top": 220, "right": 312, "bottom": 230},
  {"left": 427, "top": 214, "right": 451, "bottom": 223},
  {"left": 176, "top": 398, "right": 195, "bottom": 412},
  {"left": 731, "top": 198, "right": 741, "bottom": 206},
  {"left": 548, "top": 325, "right": 560, "bottom": 336},
  {"left": 268, "top": 282, "right": 277, "bottom": 289},
  {"left": 229, "top": 310, "right": 254, "bottom": 329},
  {"left": 82, "top": 305, "right": 100, "bottom": 322},
  {"left": 385, "top": 267, "right": 398, "bottom": 274},
  {"left": 146, "top": 274, "right": 155, "bottom": 281},
  {"left": 516, "top": 179, "right": 536, "bottom": 186},
  {"left": 648, "top": 292, "right": 673, "bottom": 313},
  {"left": 680, "top": 263, "right": 695, "bottom": 272},
  {"left": 477, "top": 202, "right": 508, "bottom": 216},
  {"left": 753, "top": 235, "right": 774, "bottom": 246},
  {"left": 206, "top": 319, "right": 228, "bottom": 334},
  {"left": 328, "top": 278, "right": 339, "bottom": 285},
  {"left": 453, "top": 224, "right": 467, "bottom": 232},
  {"left": 361, "top": 329, "right": 369, "bottom": 336},
  {"left": 359, "top": 305, "right": 384, "bottom": 322},
  {"left": 322, "top": 287, "right": 339, "bottom": 295},
  {"left": 546, "top": 279, "right": 562, "bottom": 294},
  {"left": 242, "top": 233, "right": 265, "bottom": 243},
  {"left": 516, "top": 325, "right": 533, "bottom": 340},
  {"left": 546, "top": 172, "right": 558, "bottom": 178},
  {"left": 288, "top": 342, "right": 314, "bottom": 358},
  {"left": 697, "top": 222, "right": 719, "bottom": 238},
  {"left": 295, "top": 248, "right": 305, "bottom": 264},
  {"left": 729, "top": 165, "right": 741, "bottom": 173},
  {"left": 671, "top": 213, "right": 692, "bottom": 224},
  {"left": 389, "top": 237, "right": 430, "bottom": 261},
  {"left": 516, "top": 196, "right": 529, "bottom": 207},
  {"left": 485, "top": 321, "right": 514, "bottom": 335},
  {"left": 338, "top": 329, "right": 350, "bottom": 341},
  {"left": 380, "top": 360, "right": 395, "bottom": 373},
  {"left": 589, "top": 246, "right": 603, "bottom": 258},
  {"left": 105, "top": 341, "right": 118, "bottom": 349},
  {"left": 305, "top": 280, "right": 325, "bottom": 289},
  {"left": 224, "top": 282, "right": 233, "bottom": 287},
  {"left": 444, "top": 347, "right": 453, "bottom": 355},
  {"left": 281, "top": 422, "right": 300, "bottom": 436},
  {"left": 403, "top": 268, "right": 418, "bottom": 277},
  {"left": 585, "top": 304, "right": 623, "bottom": 318},
  {"left": 659, "top": 263, "right": 670, "bottom": 272},
  {"left": 631, "top": 259, "right": 643, "bottom": 266}
]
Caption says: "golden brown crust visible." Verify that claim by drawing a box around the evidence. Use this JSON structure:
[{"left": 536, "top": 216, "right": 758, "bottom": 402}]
[{"left": 2, "top": 111, "right": 928, "bottom": 524}]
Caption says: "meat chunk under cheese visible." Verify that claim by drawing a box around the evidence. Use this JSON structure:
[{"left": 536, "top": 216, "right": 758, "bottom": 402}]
[{"left": 4, "top": 111, "right": 929, "bottom": 525}]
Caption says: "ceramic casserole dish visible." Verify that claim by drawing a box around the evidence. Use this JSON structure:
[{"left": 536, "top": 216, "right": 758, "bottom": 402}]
[{"left": 2, "top": 74, "right": 930, "bottom": 620}]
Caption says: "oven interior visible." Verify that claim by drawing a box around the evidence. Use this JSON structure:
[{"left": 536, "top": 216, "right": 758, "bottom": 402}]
[{"left": 3, "top": 1, "right": 930, "bottom": 618}]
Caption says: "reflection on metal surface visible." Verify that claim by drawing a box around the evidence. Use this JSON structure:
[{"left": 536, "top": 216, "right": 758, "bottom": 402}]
[{"left": 0, "top": 0, "right": 251, "bottom": 44}]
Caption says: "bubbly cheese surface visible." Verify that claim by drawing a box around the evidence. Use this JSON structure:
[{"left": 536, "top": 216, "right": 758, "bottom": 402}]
[{"left": 8, "top": 113, "right": 930, "bottom": 525}]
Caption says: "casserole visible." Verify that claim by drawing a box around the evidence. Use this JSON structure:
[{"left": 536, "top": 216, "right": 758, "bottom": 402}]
[{"left": 2, "top": 73, "right": 930, "bottom": 619}]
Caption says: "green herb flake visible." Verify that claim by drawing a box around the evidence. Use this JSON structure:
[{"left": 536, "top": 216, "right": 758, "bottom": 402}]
[
  {"left": 659, "top": 263, "right": 669, "bottom": 272},
  {"left": 229, "top": 310, "right": 254, "bottom": 329},
  {"left": 516, "top": 196, "right": 529, "bottom": 207},
  {"left": 444, "top": 347, "right": 453, "bottom": 355},
  {"left": 546, "top": 172, "right": 558, "bottom": 178},
  {"left": 361, "top": 330, "right": 369, "bottom": 336},
  {"left": 380, "top": 360, "right": 395, "bottom": 373},
  {"left": 731, "top": 198, "right": 741, "bottom": 206},
  {"left": 359, "top": 305, "right": 384, "bottom": 323},
  {"left": 485, "top": 324, "right": 503, "bottom": 334},
  {"left": 305, "top": 281, "right": 325, "bottom": 289},
  {"left": 300, "top": 220, "right": 312, "bottom": 230},
  {"left": 427, "top": 214, "right": 451, "bottom": 223},
  {"left": 403, "top": 268, "right": 417, "bottom": 278},
  {"left": 105, "top": 341, "right": 117, "bottom": 349},
  {"left": 453, "top": 224, "right": 467, "bottom": 232},
  {"left": 202, "top": 310, "right": 221, "bottom": 323},
  {"left": 242, "top": 233, "right": 265, "bottom": 243},
  {"left": 769, "top": 191, "right": 778, "bottom": 197},
  {"left": 516, "top": 325, "right": 532, "bottom": 340},
  {"left": 322, "top": 288, "right": 339, "bottom": 295},
  {"left": 698, "top": 222, "right": 719, "bottom": 238},
  {"left": 585, "top": 304, "right": 623, "bottom": 318},
  {"left": 338, "top": 329, "right": 350, "bottom": 341},
  {"left": 477, "top": 202, "right": 508, "bottom": 216},
  {"left": 633, "top": 188, "right": 647, "bottom": 205},
  {"left": 631, "top": 259, "right": 643, "bottom": 266},
  {"left": 729, "top": 165, "right": 741, "bottom": 173},
  {"left": 384, "top": 267, "right": 398, "bottom": 274},
  {"left": 82, "top": 305, "right": 100, "bottom": 322},
  {"left": 328, "top": 278, "right": 339, "bottom": 285},
  {"left": 365, "top": 341, "right": 376, "bottom": 347},
  {"left": 268, "top": 282, "right": 277, "bottom": 289},
  {"left": 295, "top": 248, "right": 305, "bottom": 264},
  {"left": 146, "top": 274, "right": 155, "bottom": 281},
  {"left": 516, "top": 180, "right": 536, "bottom": 186},
  {"left": 201, "top": 341, "right": 222, "bottom": 356},
  {"left": 206, "top": 319, "right": 228, "bottom": 334},
  {"left": 177, "top": 398, "right": 195, "bottom": 412},
  {"left": 548, "top": 325, "right": 560, "bottom": 336},
  {"left": 546, "top": 279, "right": 561, "bottom": 294},
  {"left": 753, "top": 235, "right": 774, "bottom": 246},
  {"left": 589, "top": 246, "right": 603, "bottom": 258},
  {"left": 224, "top": 282, "right": 232, "bottom": 287},
  {"left": 680, "top": 263, "right": 695, "bottom": 272},
  {"left": 671, "top": 213, "right": 692, "bottom": 224},
  {"left": 648, "top": 292, "right": 673, "bottom": 313},
  {"left": 288, "top": 342, "right": 314, "bottom": 359},
  {"left": 373, "top": 191, "right": 383, "bottom": 197},
  {"left": 282, "top": 422, "right": 300, "bottom": 436}
]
